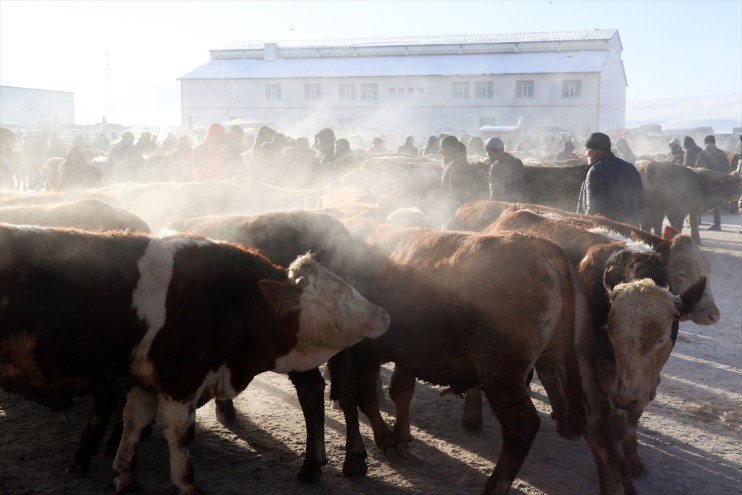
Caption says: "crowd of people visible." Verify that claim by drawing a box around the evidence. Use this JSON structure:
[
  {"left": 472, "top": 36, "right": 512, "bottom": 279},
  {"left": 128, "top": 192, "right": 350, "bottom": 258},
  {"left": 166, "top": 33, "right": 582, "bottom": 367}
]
[{"left": 1, "top": 123, "right": 740, "bottom": 230}]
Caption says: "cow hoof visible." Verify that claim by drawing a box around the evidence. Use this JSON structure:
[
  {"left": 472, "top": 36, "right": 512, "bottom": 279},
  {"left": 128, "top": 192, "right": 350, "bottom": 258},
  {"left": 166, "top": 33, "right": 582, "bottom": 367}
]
[
  {"left": 169, "top": 483, "right": 202, "bottom": 495},
  {"left": 462, "top": 416, "right": 483, "bottom": 432},
  {"left": 297, "top": 459, "right": 324, "bottom": 483},
  {"left": 114, "top": 477, "right": 143, "bottom": 494},
  {"left": 342, "top": 451, "right": 368, "bottom": 477},
  {"left": 215, "top": 399, "right": 237, "bottom": 423},
  {"left": 555, "top": 421, "right": 581, "bottom": 441},
  {"left": 68, "top": 460, "right": 89, "bottom": 474},
  {"left": 383, "top": 441, "right": 411, "bottom": 464},
  {"left": 630, "top": 460, "right": 648, "bottom": 479}
]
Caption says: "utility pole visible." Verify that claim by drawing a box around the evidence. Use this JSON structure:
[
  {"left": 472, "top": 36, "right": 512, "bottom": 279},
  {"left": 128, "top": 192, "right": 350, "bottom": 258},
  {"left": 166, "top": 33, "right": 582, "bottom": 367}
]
[{"left": 104, "top": 50, "right": 113, "bottom": 123}]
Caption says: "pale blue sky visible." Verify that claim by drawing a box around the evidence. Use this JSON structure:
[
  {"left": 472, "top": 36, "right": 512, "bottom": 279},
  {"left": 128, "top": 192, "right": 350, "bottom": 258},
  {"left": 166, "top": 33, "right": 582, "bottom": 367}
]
[{"left": 1, "top": 0, "right": 740, "bottom": 125}]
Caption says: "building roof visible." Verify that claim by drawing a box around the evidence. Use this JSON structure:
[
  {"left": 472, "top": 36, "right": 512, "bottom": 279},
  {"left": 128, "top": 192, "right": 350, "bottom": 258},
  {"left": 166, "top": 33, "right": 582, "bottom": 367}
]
[
  {"left": 212, "top": 30, "right": 619, "bottom": 51},
  {"left": 179, "top": 50, "right": 608, "bottom": 80}
]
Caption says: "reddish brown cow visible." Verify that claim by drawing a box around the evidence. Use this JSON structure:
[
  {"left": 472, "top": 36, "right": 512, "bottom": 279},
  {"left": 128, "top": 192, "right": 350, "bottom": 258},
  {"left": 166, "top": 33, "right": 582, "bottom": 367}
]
[
  {"left": 0, "top": 224, "right": 389, "bottom": 494},
  {"left": 449, "top": 200, "right": 720, "bottom": 326},
  {"left": 349, "top": 223, "right": 590, "bottom": 494}
]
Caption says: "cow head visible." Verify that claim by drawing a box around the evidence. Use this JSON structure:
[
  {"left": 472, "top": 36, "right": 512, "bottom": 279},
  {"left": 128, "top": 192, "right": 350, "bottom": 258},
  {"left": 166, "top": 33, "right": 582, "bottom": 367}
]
[
  {"left": 606, "top": 277, "right": 705, "bottom": 413},
  {"left": 664, "top": 234, "right": 719, "bottom": 325},
  {"left": 285, "top": 252, "right": 389, "bottom": 352}
]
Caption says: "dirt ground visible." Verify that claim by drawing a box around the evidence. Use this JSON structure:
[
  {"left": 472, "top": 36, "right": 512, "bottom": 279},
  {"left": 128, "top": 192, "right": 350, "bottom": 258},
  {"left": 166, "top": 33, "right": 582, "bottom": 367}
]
[{"left": 1, "top": 211, "right": 740, "bottom": 495}]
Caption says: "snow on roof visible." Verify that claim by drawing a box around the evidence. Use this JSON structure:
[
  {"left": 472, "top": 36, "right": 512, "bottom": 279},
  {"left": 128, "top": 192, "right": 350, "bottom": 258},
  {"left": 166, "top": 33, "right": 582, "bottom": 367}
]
[
  {"left": 179, "top": 50, "right": 608, "bottom": 80},
  {"left": 213, "top": 30, "right": 618, "bottom": 51}
]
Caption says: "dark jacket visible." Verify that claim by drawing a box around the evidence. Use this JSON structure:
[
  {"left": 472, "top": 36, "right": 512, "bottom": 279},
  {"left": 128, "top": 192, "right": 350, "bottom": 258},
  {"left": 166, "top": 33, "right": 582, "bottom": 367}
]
[
  {"left": 695, "top": 145, "right": 730, "bottom": 173},
  {"left": 577, "top": 151, "right": 645, "bottom": 226},
  {"left": 682, "top": 138, "right": 702, "bottom": 168},
  {"left": 488, "top": 152, "right": 525, "bottom": 202}
]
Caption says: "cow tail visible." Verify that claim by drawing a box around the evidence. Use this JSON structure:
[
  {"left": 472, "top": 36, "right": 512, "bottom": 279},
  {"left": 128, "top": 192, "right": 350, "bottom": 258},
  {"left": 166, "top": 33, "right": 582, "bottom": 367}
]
[{"left": 562, "top": 262, "right": 590, "bottom": 436}]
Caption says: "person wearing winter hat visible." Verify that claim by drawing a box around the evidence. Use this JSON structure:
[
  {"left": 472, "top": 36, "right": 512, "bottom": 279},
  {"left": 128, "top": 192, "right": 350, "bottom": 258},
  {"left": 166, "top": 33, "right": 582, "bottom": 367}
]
[
  {"left": 682, "top": 136, "right": 703, "bottom": 167},
  {"left": 667, "top": 138, "right": 684, "bottom": 165},
  {"left": 577, "top": 132, "right": 645, "bottom": 226},
  {"left": 484, "top": 136, "right": 525, "bottom": 202}
]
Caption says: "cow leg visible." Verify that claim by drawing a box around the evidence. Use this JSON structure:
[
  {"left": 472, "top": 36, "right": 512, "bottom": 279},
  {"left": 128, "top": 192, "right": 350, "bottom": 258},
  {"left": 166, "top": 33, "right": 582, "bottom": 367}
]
[
  {"left": 387, "top": 365, "right": 416, "bottom": 451},
  {"left": 329, "top": 349, "right": 372, "bottom": 477},
  {"left": 159, "top": 398, "right": 199, "bottom": 495},
  {"left": 583, "top": 402, "right": 637, "bottom": 495},
  {"left": 113, "top": 387, "right": 158, "bottom": 494},
  {"left": 687, "top": 211, "right": 702, "bottom": 244},
  {"left": 462, "top": 386, "right": 483, "bottom": 432},
  {"left": 535, "top": 357, "right": 580, "bottom": 440},
  {"left": 481, "top": 382, "right": 540, "bottom": 495},
  {"left": 288, "top": 368, "right": 328, "bottom": 483},
  {"left": 623, "top": 409, "right": 647, "bottom": 478},
  {"left": 70, "top": 389, "right": 119, "bottom": 473}
]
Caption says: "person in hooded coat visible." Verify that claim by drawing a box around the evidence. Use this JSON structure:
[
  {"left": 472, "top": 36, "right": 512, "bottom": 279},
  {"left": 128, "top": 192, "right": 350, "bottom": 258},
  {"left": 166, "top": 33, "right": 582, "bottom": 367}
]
[
  {"left": 56, "top": 146, "right": 101, "bottom": 191},
  {"left": 682, "top": 136, "right": 703, "bottom": 167},
  {"left": 667, "top": 138, "right": 685, "bottom": 165},
  {"left": 192, "top": 123, "right": 243, "bottom": 181}
]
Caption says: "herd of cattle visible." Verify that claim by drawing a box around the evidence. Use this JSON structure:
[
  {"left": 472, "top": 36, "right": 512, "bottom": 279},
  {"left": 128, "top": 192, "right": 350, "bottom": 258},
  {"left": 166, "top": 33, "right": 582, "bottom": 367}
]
[{"left": 0, "top": 150, "right": 739, "bottom": 495}]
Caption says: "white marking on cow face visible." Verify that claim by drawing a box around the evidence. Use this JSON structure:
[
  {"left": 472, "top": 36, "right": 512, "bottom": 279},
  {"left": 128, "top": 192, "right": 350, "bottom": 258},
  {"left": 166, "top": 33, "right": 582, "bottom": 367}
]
[
  {"left": 129, "top": 236, "right": 209, "bottom": 381},
  {"left": 666, "top": 235, "right": 719, "bottom": 325},
  {"left": 271, "top": 254, "right": 390, "bottom": 373},
  {"left": 606, "top": 279, "right": 680, "bottom": 413}
]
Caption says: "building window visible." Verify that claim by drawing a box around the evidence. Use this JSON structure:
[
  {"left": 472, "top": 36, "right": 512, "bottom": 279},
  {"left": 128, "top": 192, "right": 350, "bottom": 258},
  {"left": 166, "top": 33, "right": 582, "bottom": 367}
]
[
  {"left": 389, "top": 87, "right": 396, "bottom": 95},
  {"left": 417, "top": 88, "right": 424, "bottom": 94},
  {"left": 516, "top": 80, "right": 534, "bottom": 98},
  {"left": 452, "top": 82, "right": 470, "bottom": 99},
  {"left": 407, "top": 88, "right": 414, "bottom": 94},
  {"left": 265, "top": 84, "right": 281, "bottom": 101},
  {"left": 475, "top": 82, "right": 494, "bottom": 99},
  {"left": 563, "top": 80, "right": 582, "bottom": 98},
  {"left": 339, "top": 84, "right": 356, "bottom": 100},
  {"left": 361, "top": 83, "right": 378, "bottom": 100},
  {"left": 305, "top": 83, "right": 321, "bottom": 100}
]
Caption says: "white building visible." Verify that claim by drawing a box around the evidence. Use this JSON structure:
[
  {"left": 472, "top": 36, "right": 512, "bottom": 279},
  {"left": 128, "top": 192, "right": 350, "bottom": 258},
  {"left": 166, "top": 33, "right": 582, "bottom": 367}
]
[
  {"left": 0, "top": 85, "right": 75, "bottom": 127},
  {"left": 179, "top": 30, "right": 627, "bottom": 137}
]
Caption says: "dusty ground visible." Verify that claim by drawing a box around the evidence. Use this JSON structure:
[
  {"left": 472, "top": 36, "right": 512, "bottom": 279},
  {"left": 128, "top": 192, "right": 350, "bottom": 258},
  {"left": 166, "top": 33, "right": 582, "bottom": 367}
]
[{"left": 1, "top": 212, "right": 740, "bottom": 495}]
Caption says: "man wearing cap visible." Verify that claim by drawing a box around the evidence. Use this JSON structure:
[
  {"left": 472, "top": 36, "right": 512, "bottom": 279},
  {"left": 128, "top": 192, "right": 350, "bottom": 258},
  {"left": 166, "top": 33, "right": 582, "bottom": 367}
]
[
  {"left": 577, "top": 132, "right": 645, "bottom": 226},
  {"left": 484, "top": 136, "right": 525, "bottom": 202},
  {"left": 695, "top": 135, "right": 731, "bottom": 230}
]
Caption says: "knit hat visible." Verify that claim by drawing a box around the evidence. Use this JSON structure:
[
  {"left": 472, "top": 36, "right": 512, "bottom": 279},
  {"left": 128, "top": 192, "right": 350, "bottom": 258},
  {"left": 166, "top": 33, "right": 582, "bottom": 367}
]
[
  {"left": 484, "top": 137, "right": 505, "bottom": 151},
  {"left": 585, "top": 132, "right": 611, "bottom": 151}
]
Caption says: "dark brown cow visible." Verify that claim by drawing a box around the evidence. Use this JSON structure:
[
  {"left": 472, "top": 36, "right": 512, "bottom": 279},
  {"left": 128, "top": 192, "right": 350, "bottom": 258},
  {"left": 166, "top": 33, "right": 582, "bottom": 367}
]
[
  {"left": 0, "top": 224, "right": 389, "bottom": 494},
  {"left": 638, "top": 161, "right": 742, "bottom": 244},
  {"left": 174, "top": 211, "right": 588, "bottom": 495}
]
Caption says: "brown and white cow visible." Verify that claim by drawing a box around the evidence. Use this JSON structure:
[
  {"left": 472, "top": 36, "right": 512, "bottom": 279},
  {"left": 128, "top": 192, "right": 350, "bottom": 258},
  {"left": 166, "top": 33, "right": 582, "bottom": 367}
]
[
  {"left": 0, "top": 224, "right": 390, "bottom": 494},
  {"left": 173, "top": 211, "right": 588, "bottom": 495}
]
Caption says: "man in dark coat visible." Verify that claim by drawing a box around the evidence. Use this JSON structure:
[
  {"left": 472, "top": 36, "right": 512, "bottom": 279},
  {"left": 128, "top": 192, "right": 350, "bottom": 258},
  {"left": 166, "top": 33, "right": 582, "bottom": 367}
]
[
  {"left": 485, "top": 136, "right": 525, "bottom": 202},
  {"left": 682, "top": 136, "right": 703, "bottom": 168},
  {"left": 577, "top": 132, "right": 645, "bottom": 226},
  {"left": 695, "top": 135, "right": 731, "bottom": 230}
]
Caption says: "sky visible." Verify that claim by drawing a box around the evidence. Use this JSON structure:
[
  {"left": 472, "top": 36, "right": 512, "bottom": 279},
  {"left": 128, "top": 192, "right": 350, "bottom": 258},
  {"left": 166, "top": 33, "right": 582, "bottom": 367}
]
[{"left": 1, "top": 0, "right": 741, "bottom": 127}]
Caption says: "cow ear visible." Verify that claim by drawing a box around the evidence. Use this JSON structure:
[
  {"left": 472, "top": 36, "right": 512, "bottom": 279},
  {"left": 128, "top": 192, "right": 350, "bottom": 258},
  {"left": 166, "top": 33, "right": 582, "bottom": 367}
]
[
  {"left": 258, "top": 279, "right": 302, "bottom": 318},
  {"left": 675, "top": 276, "right": 706, "bottom": 318},
  {"left": 662, "top": 226, "right": 679, "bottom": 240},
  {"left": 653, "top": 239, "right": 672, "bottom": 265}
]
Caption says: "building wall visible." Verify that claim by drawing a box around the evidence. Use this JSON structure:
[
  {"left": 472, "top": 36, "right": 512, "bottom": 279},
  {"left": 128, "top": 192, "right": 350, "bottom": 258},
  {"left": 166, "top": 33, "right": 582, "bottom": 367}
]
[
  {"left": 0, "top": 86, "right": 75, "bottom": 126},
  {"left": 180, "top": 35, "right": 627, "bottom": 137}
]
